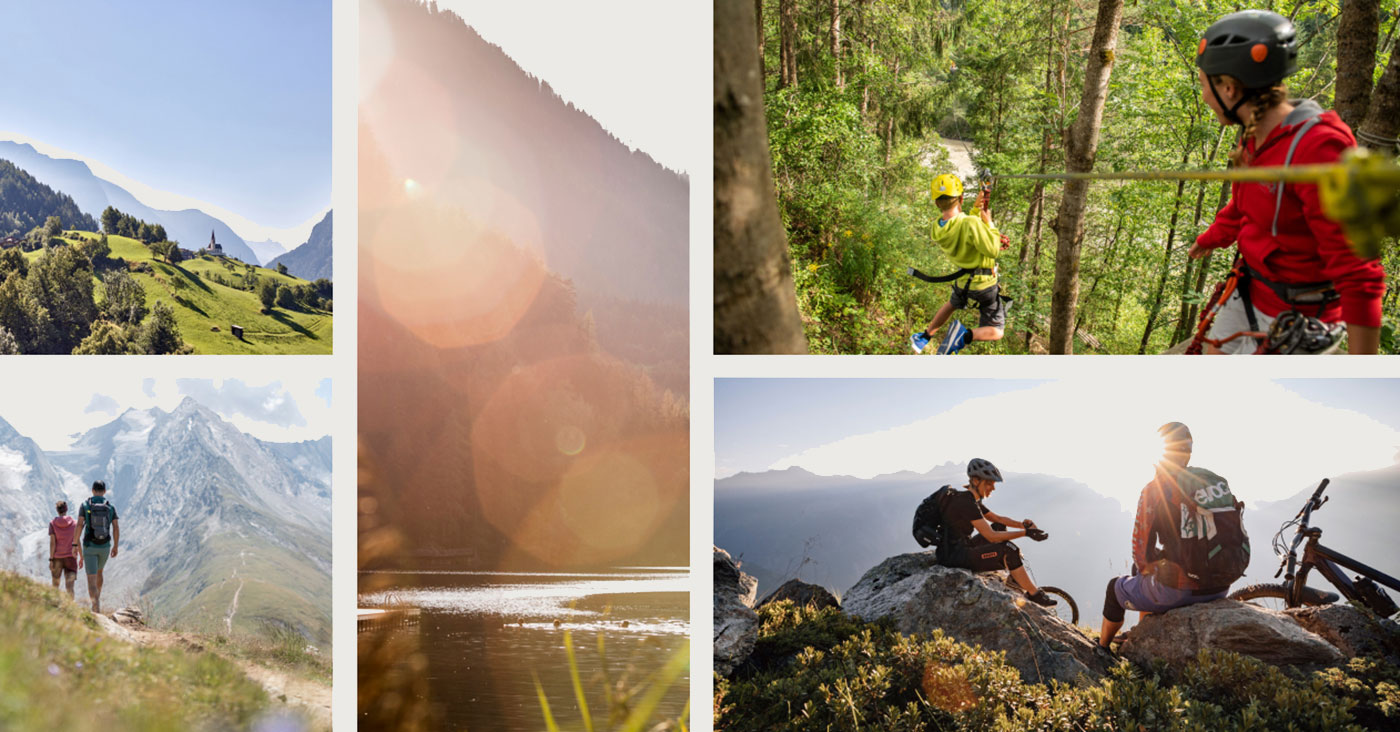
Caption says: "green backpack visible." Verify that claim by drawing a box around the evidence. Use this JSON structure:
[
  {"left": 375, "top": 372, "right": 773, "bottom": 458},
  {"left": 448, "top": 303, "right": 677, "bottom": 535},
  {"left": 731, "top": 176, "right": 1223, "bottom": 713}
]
[{"left": 1169, "top": 467, "right": 1250, "bottom": 588}]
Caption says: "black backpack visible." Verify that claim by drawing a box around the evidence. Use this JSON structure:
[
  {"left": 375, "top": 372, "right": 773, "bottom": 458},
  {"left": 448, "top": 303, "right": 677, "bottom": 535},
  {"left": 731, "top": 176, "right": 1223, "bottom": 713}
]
[
  {"left": 912, "top": 486, "right": 954, "bottom": 548},
  {"left": 1167, "top": 467, "right": 1250, "bottom": 589},
  {"left": 86, "top": 499, "right": 113, "bottom": 544}
]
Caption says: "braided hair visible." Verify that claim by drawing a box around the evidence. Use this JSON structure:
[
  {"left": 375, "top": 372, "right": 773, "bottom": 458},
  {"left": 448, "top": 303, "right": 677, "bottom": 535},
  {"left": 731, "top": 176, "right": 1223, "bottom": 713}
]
[{"left": 1211, "top": 75, "right": 1288, "bottom": 167}]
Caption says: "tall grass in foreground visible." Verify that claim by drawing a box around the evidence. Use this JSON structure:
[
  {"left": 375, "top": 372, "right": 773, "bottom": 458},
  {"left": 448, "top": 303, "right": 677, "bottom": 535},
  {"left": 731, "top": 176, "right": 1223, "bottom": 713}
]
[
  {"left": 0, "top": 570, "right": 272, "bottom": 732},
  {"left": 537, "top": 630, "right": 691, "bottom": 732}
]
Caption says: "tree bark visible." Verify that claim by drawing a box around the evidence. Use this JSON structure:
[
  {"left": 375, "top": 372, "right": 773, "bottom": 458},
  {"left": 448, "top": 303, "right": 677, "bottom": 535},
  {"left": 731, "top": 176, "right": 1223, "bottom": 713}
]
[
  {"left": 1336, "top": 0, "right": 1381, "bottom": 130},
  {"left": 755, "top": 0, "right": 765, "bottom": 73},
  {"left": 831, "top": 0, "right": 843, "bottom": 88},
  {"left": 715, "top": 0, "right": 808, "bottom": 353},
  {"left": 779, "top": 0, "right": 798, "bottom": 89},
  {"left": 1048, "top": 0, "right": 1123, "bottom": 354},
  {"left": 1359, "top": 43, "right": 1400, "bottom": 151}
]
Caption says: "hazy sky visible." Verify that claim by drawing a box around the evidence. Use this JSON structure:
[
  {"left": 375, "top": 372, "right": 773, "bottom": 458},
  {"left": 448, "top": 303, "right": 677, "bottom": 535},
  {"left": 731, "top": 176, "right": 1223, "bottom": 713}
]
[
  {"left": 715, "top": 379, "right": 1400, "bottom": 508},
  {"left": 2, "top": 376, "right": 333, "bottom": 451},
  {"left": 0, "top": 1, "right": 330, "bottom": 232},
  {"left": 423, "top": 0, "right": 704, "bottom": 175}
]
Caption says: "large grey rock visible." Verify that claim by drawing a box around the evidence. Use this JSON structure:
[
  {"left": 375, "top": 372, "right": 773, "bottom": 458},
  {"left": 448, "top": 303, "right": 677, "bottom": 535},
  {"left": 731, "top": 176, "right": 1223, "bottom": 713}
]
[
  {"left": 1285, "top": 605, "right": 1400, "bottom": 664},
  {"left": 757, "top": 579, "right": 839, "bottom": 612},
  {"left": 1122, "top": 599, "right": 1344, "bottom": 669},
  {"left": 714, "top": 546, "right": 758, "bottom": 677},
  {"left": 843, "top": 552, "right": 1113, "bottom": 686}
]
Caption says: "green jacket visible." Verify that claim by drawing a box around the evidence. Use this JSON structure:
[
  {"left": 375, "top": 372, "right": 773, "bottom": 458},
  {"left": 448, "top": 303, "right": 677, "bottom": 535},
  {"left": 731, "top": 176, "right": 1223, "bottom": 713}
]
[{"left": 931, "top": 210, "right": 1001, "bottom": 290}]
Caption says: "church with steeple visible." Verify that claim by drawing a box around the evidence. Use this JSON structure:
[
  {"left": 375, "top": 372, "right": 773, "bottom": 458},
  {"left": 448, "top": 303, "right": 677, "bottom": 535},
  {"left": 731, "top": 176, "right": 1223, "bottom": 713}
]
[{"left": 203, "top": 230, "right": 224, "bottom": 256}]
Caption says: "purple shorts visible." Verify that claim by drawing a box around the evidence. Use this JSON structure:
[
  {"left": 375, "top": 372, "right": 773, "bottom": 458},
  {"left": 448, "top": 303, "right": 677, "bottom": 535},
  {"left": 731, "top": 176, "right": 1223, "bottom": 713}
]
[{"left": 1114, "top": 572, "right": 1225, "bottom": 614}]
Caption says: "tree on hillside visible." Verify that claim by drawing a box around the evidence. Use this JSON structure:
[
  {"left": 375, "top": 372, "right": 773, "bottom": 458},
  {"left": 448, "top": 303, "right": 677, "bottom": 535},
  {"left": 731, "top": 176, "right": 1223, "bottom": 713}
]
[
  {"left": 73, "top": 319, "right": 135, "bottom": 355},
  {"left": 135, "top": 301, "right": 186, "bottom": 355},
  {"left": 0, "top": 325, "right": 17, "bottom": 355},
  {"left": 101, "top": 270, "right": 148, "bottom": 325},
  {"left": 275, "top": 285, "right": 296, "bottom": 310},
  {"left": 44, "top": 216, "right": 62, "bottom": 238},
  {"left": 1047, "top": 0, "right": 1123, "bottom": 355},
  {"left": 715, "top": 0, "right": 808, "bottom": 353},
  {"left": 76, "top": 233, "right": 110, "bottom": 264},
  {"left": 258, "top": 279, "right": 277, "bottom": 311},
  {"left": 25, "top": 244, "right": 98, "bottom": 353},
  {"left": 277, "top": 262, "right": 288, "bottom": 275},
  {"left": 102, "top": 206, "right": 121, "bottom": 235}
]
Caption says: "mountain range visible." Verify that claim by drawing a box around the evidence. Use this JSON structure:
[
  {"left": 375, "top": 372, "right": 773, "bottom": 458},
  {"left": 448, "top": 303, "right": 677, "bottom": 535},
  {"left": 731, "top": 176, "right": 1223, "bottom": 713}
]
[
  {"left": 0, "top": 399, "right": 331, "bottom": 644},
  {"left": 716, "top": 463, "right": 1400, "bottom": 628},
  {"left": 269, "top": 210, "right": 332, "bottom": 280},
  {"left": 0, "top": 141, "right": 332, "bottom": 275}
]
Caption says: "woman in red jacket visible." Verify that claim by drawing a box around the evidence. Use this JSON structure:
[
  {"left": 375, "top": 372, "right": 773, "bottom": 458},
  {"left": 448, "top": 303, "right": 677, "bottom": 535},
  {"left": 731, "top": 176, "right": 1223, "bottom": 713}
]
[{"left": 1189, "top": 10, "right": 1385, "bottom": 354}]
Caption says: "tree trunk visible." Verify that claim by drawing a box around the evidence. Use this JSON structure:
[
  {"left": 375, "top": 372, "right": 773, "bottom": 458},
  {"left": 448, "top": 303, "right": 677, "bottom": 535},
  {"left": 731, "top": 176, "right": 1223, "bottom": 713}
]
[
  {"left": 1336, "top": 0, "right": 1381, "bottom": 130},
  {"left": 1359, "top": 42, "right": 1400, "bottom": 150},
  {"left": 779, "top": 0, "right": 798, "bottom": 89},
  {"left": 715, "top": 0, "right": 808, "bottom": 353},
  {"left": 1048, "top": 0, "right": 1123, "bottom": 354},
  {"left": 1138, "top": 174, "right": 1188, "bottom": 354},
  {"left": 830, "top": 0, "right": 843, "bottom": 88},
  {"left": 755, "top": 0, "right": 764, "bottom": 72}
]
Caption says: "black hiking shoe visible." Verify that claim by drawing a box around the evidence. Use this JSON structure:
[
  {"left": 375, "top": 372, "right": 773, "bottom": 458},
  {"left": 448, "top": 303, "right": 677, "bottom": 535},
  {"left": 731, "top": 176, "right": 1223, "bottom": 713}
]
[{"left": 1026, "top": 590, "right": 1058, "bottom": 608}]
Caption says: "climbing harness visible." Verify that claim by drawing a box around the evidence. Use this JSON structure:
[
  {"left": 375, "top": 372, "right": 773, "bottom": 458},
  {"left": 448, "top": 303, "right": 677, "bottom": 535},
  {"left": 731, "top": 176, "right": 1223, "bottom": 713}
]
[
  {"left": 1185, "top": 253, "right": 1342, "bottom": 354},
  {"left": 987, "top": 147, "right": 1400, "bottom": 259}
]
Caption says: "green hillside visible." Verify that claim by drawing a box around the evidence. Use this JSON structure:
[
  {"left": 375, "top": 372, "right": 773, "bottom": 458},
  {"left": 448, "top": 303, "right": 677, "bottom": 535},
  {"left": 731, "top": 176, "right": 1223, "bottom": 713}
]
[
  {"left": 0, "top": 570, "right": 270, "bottom": 732},
  {"left": 29, "top": 231, "right": 332, "bottom": 354}
]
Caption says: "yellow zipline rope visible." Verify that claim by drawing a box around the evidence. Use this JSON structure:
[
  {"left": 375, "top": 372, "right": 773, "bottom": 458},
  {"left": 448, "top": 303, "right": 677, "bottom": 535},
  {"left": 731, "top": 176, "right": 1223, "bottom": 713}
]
[{"left": 986, "top": 147, "right": 1400, "bottom": 258}]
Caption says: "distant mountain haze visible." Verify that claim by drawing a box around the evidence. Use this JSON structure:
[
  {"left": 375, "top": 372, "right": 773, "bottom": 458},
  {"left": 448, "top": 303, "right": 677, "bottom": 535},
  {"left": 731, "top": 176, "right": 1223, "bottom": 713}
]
[
  {"left": 716, "top": 463, "right": 1400, "bottom": 629},
  {"left": 0, "top": 141, "right": 306, "bottom": 264},
  {"left": 0, "top": 399, "right": 331, "bottom": 644},
  {"left": 245, "top": 238, "right": 288, "bottom": 266},
  {"left": 268, "top": 210, "right": 332, "bottom": 281}
]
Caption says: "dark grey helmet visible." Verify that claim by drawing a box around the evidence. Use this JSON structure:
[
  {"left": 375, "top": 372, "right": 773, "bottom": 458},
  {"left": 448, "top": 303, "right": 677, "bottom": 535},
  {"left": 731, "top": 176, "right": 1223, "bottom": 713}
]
[
  {"left": 967, "top": 458, "right": 1003, "bottom": 482},
  {"left": 1195, "top": 10, "right": 1297, "bottom": 90}
]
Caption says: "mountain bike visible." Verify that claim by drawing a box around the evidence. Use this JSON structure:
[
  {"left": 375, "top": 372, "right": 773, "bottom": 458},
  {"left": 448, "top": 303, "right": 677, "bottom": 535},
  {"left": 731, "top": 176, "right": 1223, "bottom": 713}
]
[
  {"left": 1229, "top": 478, "right": 1399, "bottom": 617},
  {"left": 989, "top": 523, "right": 1079, "bottom": 626}
]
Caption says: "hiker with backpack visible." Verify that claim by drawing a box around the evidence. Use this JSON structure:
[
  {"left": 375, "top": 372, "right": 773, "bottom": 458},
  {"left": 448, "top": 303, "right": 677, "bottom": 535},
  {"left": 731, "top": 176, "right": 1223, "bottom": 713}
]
[
  {"left": 1188, "top": 9, "right": 1384, "bottom": 355},
  {"left": 909, "top": 174, "right": 1009, "bottom": 355},
  {"left": 75, "top": 480, "right": 119, "bottom": 614},
  {"left": 912, "top": 458, "right": 1058, "bottom": 608},
  {"left": 48, "top": 500, "right": 78, "bottom": 599},
  {"left": 1099, "top": 423, "right": 1250, "bottom": 649}
]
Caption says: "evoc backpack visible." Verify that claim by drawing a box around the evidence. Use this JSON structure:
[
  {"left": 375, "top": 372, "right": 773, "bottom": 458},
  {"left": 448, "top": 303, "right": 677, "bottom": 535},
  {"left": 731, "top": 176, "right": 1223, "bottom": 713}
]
[
  {"left": 86, "top": 499, "right": 113, "bottom": 544},
  {"left": 1169, "top": 467, "right": 1250, "bottom": 588},
  {"left": 912, "top": 486, "right": 954, "bottom": 549}
]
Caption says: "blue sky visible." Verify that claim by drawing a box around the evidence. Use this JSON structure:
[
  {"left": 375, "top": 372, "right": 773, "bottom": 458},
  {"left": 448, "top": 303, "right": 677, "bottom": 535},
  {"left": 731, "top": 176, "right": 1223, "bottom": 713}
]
[
  {"left": 0, "top": 1, "right": 330, "bottom": 229},
  {"left": 715, "top": 379, "right": 1400, "bottom": 508}
]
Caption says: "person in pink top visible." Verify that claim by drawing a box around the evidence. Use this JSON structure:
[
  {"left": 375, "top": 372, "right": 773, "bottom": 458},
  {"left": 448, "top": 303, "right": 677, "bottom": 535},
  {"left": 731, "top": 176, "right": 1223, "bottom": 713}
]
[{"left": 48, "top": 500, "right": 78, "bottom": 599}]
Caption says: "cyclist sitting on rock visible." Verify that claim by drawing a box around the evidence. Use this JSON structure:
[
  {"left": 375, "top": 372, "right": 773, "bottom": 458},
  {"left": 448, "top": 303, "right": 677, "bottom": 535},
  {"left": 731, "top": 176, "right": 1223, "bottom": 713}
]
[
  {"left": 910, "top": 174, "right": 1007, "bottom": 355},
  {"left": 1099, "top": 422, "right": 1249, "bottom": 649},
  {"left": 1189, "top": 10, "right": 1384, "bottom": 354},
  {"left": 935, "top": 458, "right": 1057, "bottom": 608}
]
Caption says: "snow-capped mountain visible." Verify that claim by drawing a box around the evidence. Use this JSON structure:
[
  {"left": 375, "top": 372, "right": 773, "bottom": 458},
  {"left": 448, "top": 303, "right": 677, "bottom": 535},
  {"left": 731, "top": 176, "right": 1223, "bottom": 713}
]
[{"left": 0, "top": 399, "right": 332, "bottom": 643}]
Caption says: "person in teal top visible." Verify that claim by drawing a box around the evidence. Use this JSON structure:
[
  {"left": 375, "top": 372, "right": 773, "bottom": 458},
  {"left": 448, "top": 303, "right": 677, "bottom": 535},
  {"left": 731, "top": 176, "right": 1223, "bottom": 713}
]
[
  {"left": 76, "top": 480, "right": 119, "bottom": 614},
  {"left": 911, "top": 174, "right": 1008, "bottom": 354}
]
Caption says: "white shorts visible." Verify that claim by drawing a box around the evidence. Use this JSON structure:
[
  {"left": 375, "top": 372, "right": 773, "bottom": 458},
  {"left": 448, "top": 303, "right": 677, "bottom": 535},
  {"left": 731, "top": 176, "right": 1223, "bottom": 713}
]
[{"left": 1207, "top": 290, "right": 1277, "bottom": 354}]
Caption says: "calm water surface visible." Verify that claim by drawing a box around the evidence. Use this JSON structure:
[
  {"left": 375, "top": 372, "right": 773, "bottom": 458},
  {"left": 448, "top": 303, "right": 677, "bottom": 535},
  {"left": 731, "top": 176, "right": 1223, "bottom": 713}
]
[{"left": 361, "top": 567, "right": 689, "bottom": 730}]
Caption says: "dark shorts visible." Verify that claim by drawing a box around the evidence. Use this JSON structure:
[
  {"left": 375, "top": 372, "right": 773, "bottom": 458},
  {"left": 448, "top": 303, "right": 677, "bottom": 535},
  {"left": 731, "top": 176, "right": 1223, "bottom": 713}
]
[
  {"left": 83, "top": 543, "right": 110, "bottom": 576},
  {"left": 944, "top": 538, "right": 1023, "bottom": 572},
  {"left": 949, "top": 283, "right": 1007, "bottom": 329},
  {"left": 50, "top": 557, "right": 77, "bottom": 579}
]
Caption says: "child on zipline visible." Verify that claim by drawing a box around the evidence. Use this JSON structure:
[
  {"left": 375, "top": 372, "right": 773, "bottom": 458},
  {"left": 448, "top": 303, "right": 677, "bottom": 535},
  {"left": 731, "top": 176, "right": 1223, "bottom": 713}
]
[
  {"left": 1190, "top": 9, "right": 1385, "bottom": 354},
  {"left": 910, "top": 174, "right": 1007, "bottom": 354}
]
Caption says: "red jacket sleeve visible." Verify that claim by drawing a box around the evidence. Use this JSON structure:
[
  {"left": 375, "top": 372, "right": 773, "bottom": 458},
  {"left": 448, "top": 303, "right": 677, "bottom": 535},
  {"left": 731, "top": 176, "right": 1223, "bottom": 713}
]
[
  {"left": 1196, "top": 187, "right": 1243, "bottom": 250},
  {"left": 1294, "top": 134, "right": 1386, "bottom": 327}
]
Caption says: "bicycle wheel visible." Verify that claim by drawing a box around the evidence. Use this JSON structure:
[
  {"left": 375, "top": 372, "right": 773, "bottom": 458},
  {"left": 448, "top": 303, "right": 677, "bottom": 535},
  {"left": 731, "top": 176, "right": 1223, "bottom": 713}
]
[
  {"left": 1229, "top": 583, "right": 1290, "bottom": 612},
  {"left": 1040, "top": 586, "right": 1078, "bottom": 626}
]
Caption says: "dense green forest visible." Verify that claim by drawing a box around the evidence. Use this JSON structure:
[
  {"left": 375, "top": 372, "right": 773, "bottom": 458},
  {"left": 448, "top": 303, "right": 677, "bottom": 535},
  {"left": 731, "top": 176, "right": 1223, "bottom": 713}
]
[
  {"left": 718, "top": 0, "right": 1400, "bottom": 354},
  {"left": 0, "top": 159, "right": 98, "bottom": 238}
]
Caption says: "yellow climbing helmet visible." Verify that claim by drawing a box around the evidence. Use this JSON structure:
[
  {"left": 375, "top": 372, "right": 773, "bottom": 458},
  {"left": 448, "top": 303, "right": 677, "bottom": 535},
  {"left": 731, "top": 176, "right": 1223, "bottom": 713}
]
[{"left": 931, "top": 174, "right": 964, "bottom": 201}]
